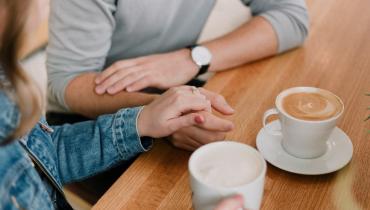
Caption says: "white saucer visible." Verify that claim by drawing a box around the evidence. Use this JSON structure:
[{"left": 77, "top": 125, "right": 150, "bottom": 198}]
[{"left": 256, "top": 120, "right": 353, "bottom": 175}]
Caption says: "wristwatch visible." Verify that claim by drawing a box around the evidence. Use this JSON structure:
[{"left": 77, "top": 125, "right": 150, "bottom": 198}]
[{"left": 187, "top": 45, "right": 212, "bottom": 76}]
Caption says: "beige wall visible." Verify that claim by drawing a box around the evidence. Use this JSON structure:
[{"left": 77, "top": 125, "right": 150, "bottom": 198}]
[{"left": 20, "top": 0, "right": 49, "bottom": 59}]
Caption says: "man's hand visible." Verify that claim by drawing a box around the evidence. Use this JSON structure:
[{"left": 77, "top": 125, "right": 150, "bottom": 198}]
[
  {"left": 169, "top": 111, "right": 233, "bottom": 151},
  {"left": 94, "top": 49, "right": 198, "bottom": 95},
  {"left": 169, "top": 88, "right": 235, "bottom": 151}
]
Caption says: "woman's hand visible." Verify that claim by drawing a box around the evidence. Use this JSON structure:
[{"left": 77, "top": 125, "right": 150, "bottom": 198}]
[
  {"left": 95, "top": 49, "right": 198, "bottom": 95},
  {"left": 168, "top": 88, "right": 235, "bottom": 151},
  {"left": 214, "top": 195, "right": 244, "bottom": 210},
  {"left": 137, "top": 86, "right": 212, "bottom": 138}
]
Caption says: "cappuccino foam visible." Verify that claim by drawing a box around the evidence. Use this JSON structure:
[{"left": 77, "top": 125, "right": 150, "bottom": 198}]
[
  {"left": 193, "top": 146, "right": 261, "bottom": 188},
  {"left": 282, "top": 91, "right": 342, "bottom": 121}
]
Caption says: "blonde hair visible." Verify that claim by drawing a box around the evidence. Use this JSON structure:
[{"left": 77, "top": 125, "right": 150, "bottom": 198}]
[{"left": 0, "top": 0, "right": 42, "bottom": 145}]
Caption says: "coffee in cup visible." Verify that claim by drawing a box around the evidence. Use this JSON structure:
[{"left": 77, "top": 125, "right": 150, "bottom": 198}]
[
  {"left": 281, "top": 91, "right": 343, "bottom": 121},
  {"left": 189, "top": 141, "right": 266, "bottom": 210},
  {"left": 263, "top": 87, "right": 344, "bottom": 159}
]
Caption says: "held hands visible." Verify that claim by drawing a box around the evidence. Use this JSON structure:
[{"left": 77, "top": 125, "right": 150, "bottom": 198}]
[
  {"left": 137, "top": 86, "right": 208, "bottom": 137},
  {"left": 137, "top": 86, "right": 234, "bottom": 140},
  {"left": 95, "top": 49, "right": 198, "bottom": 95},
  {"left": 169, "top": 89, "right": 235, "bottom": 151}
]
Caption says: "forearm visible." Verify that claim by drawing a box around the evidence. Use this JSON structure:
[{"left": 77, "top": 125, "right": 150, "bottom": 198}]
[
  {"left": 51, "top": 107, "right": 152, "bottom": 184},
  {"left": 203, "top": 16, "right": 278, "bottom": 72},
  {"left": 65, "top": 72, "right": 158, "bottom": 118}
]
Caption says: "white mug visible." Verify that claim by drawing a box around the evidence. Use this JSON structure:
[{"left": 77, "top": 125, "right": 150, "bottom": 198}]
[
  {"left": 189, "top": 141, "right": 266, "bottom": 210},
  {"left": 263, "top": 87, "right": 344, "bottom": 159}
]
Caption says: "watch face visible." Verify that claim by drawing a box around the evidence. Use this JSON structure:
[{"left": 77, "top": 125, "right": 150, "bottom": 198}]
[{"left": 192, "top": 46, "right": 212, "bottom": 66}]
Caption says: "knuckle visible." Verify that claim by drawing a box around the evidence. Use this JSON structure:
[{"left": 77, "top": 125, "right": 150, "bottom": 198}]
[
  {"left": 172, "top": 86, "right": 181, "bottom": 92},
  {"left": 173, "top": 94, "right": 184, "bottom": 104},
  {"left": 145, "top": 75, "right": 153, "bottom": 82},
  {"left": 168, "top": 123, "right": 177, "bottom": 133},
  {"left": 130, "top": 71, "right": 139, "bottom": 78},
  {"left": 168, "top": 87, "right": 176, "bottom": 94}
]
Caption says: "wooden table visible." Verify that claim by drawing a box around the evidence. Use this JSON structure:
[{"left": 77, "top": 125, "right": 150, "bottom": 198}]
[{"left": 93, "top": 0, "right": 370, "bottom": 209}]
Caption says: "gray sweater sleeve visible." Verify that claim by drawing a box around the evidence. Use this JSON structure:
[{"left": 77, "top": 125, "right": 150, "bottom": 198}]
[
  {"left": 47, "top": 0, "right": 117, "bottom": 110},
  {"left": 243, "top": 0, "right": 309, "bottom": 53}
]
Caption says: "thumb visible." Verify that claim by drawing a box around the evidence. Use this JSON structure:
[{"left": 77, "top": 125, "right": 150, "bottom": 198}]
[{"left": 168, "top": 113, "right": 205, "bottom": 133}]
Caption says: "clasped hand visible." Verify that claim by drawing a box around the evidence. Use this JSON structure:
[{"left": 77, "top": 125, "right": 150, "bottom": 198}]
[
  {"left": 94, "top": 49, "right": 234, "bottom": 151},
  {"left": 136, "top": 86, "right": 235, "bottom": 151}
]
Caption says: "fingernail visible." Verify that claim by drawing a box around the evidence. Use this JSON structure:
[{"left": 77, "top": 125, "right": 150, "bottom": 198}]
[
  {"left": 227, "top": 123, "right": 234, "bottom": 130},
  {"left": 95, "top": 78, "right": 100, "bottom": 84},
  {"left": 235, "top": 194, "right": 244, "bottom": 203},
  {"left": 95, "top": 87, "right": 103, "bottom": 94},
  {"left": 126, "top": 87, "right": 133, "bottom": 92},
  {"left": 228, "top": 106, "right": 235, "bottom": 113},
  {"left": 107, "top": 87, "right": 115, "bottom": 94},
  {"left": 194, "top": 115, "right": 204, "bottom": 124},
  {"left": 207, "top": 100, "right": 211, "bottom": 106}
]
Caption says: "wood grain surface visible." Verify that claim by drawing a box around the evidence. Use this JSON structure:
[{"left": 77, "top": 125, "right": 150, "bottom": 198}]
[{"left": 93, "top": 0, "right": 370, "bottom": 209}]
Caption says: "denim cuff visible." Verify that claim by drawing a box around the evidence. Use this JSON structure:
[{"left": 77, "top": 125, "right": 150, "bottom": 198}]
[{"left": 113, "top": 107, "right": 153, "bottom": 160}]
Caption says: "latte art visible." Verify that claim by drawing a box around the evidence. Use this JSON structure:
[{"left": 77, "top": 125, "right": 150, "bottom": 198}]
[{"left": 282, "top": 92, "right": 342, "bottom": 121}]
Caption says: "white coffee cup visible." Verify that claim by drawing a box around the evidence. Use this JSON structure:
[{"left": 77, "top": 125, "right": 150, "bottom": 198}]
[
  {"left": 189, "top": 141, "right": 266, "bottom": 210},
  {"left": 263, "top": 87, "right": 344, "bottom": 159}
]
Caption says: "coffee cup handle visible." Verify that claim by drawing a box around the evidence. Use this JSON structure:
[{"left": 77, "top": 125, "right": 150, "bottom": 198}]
[{"left": 263, "top": 108, "right": 282, "bottom": 136}]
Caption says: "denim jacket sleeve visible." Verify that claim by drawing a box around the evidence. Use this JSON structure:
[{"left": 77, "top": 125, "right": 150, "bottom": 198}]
[
  {"left": 0, "top": 91, "right": 20, "bottom": 143},
  {"left": 50, "top": 107, "right": 153, "bottom": 184}
]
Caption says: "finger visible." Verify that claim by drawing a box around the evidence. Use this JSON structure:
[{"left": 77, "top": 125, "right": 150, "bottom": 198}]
[
  {"left": 182, "top": 126, "right": 226, "bottom": 145},
  {"left": 107, "top": 71, "right": 147, "bottom": 95},
  {"left": 95, "top": 66, "right": 141, "bottom": 94},
  {"left": 126, "top": 75, "right": 155, "bottom": 92},
  {"left": 199, "top": 88, "right": 235, "bottom": 115},
  {"left": 170, "top": 132, "right": 202, "bottom": 151},
  {"left": 166, "top": 87, "right": 206, "bottom": 102},
  {"left": 173, "top": 143, "right": 197, "bottom": 151},
  {"left": 167, "top": 86, "right": 200, "bottom": 95},
  {"left": 195, "top": 111, "right": 234, "bottom": 132},
  {"left": 167, "top": 113, "right": 204, "bottom": 133},
  {"left": 174, "top": 95, "right": 211, "bottom": 115},
  {"left": 214, "top": 195, "right": 244, "bottom": 210},
  {"left": 95, "top": 59, "right": 139, "bottom": 84}
]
